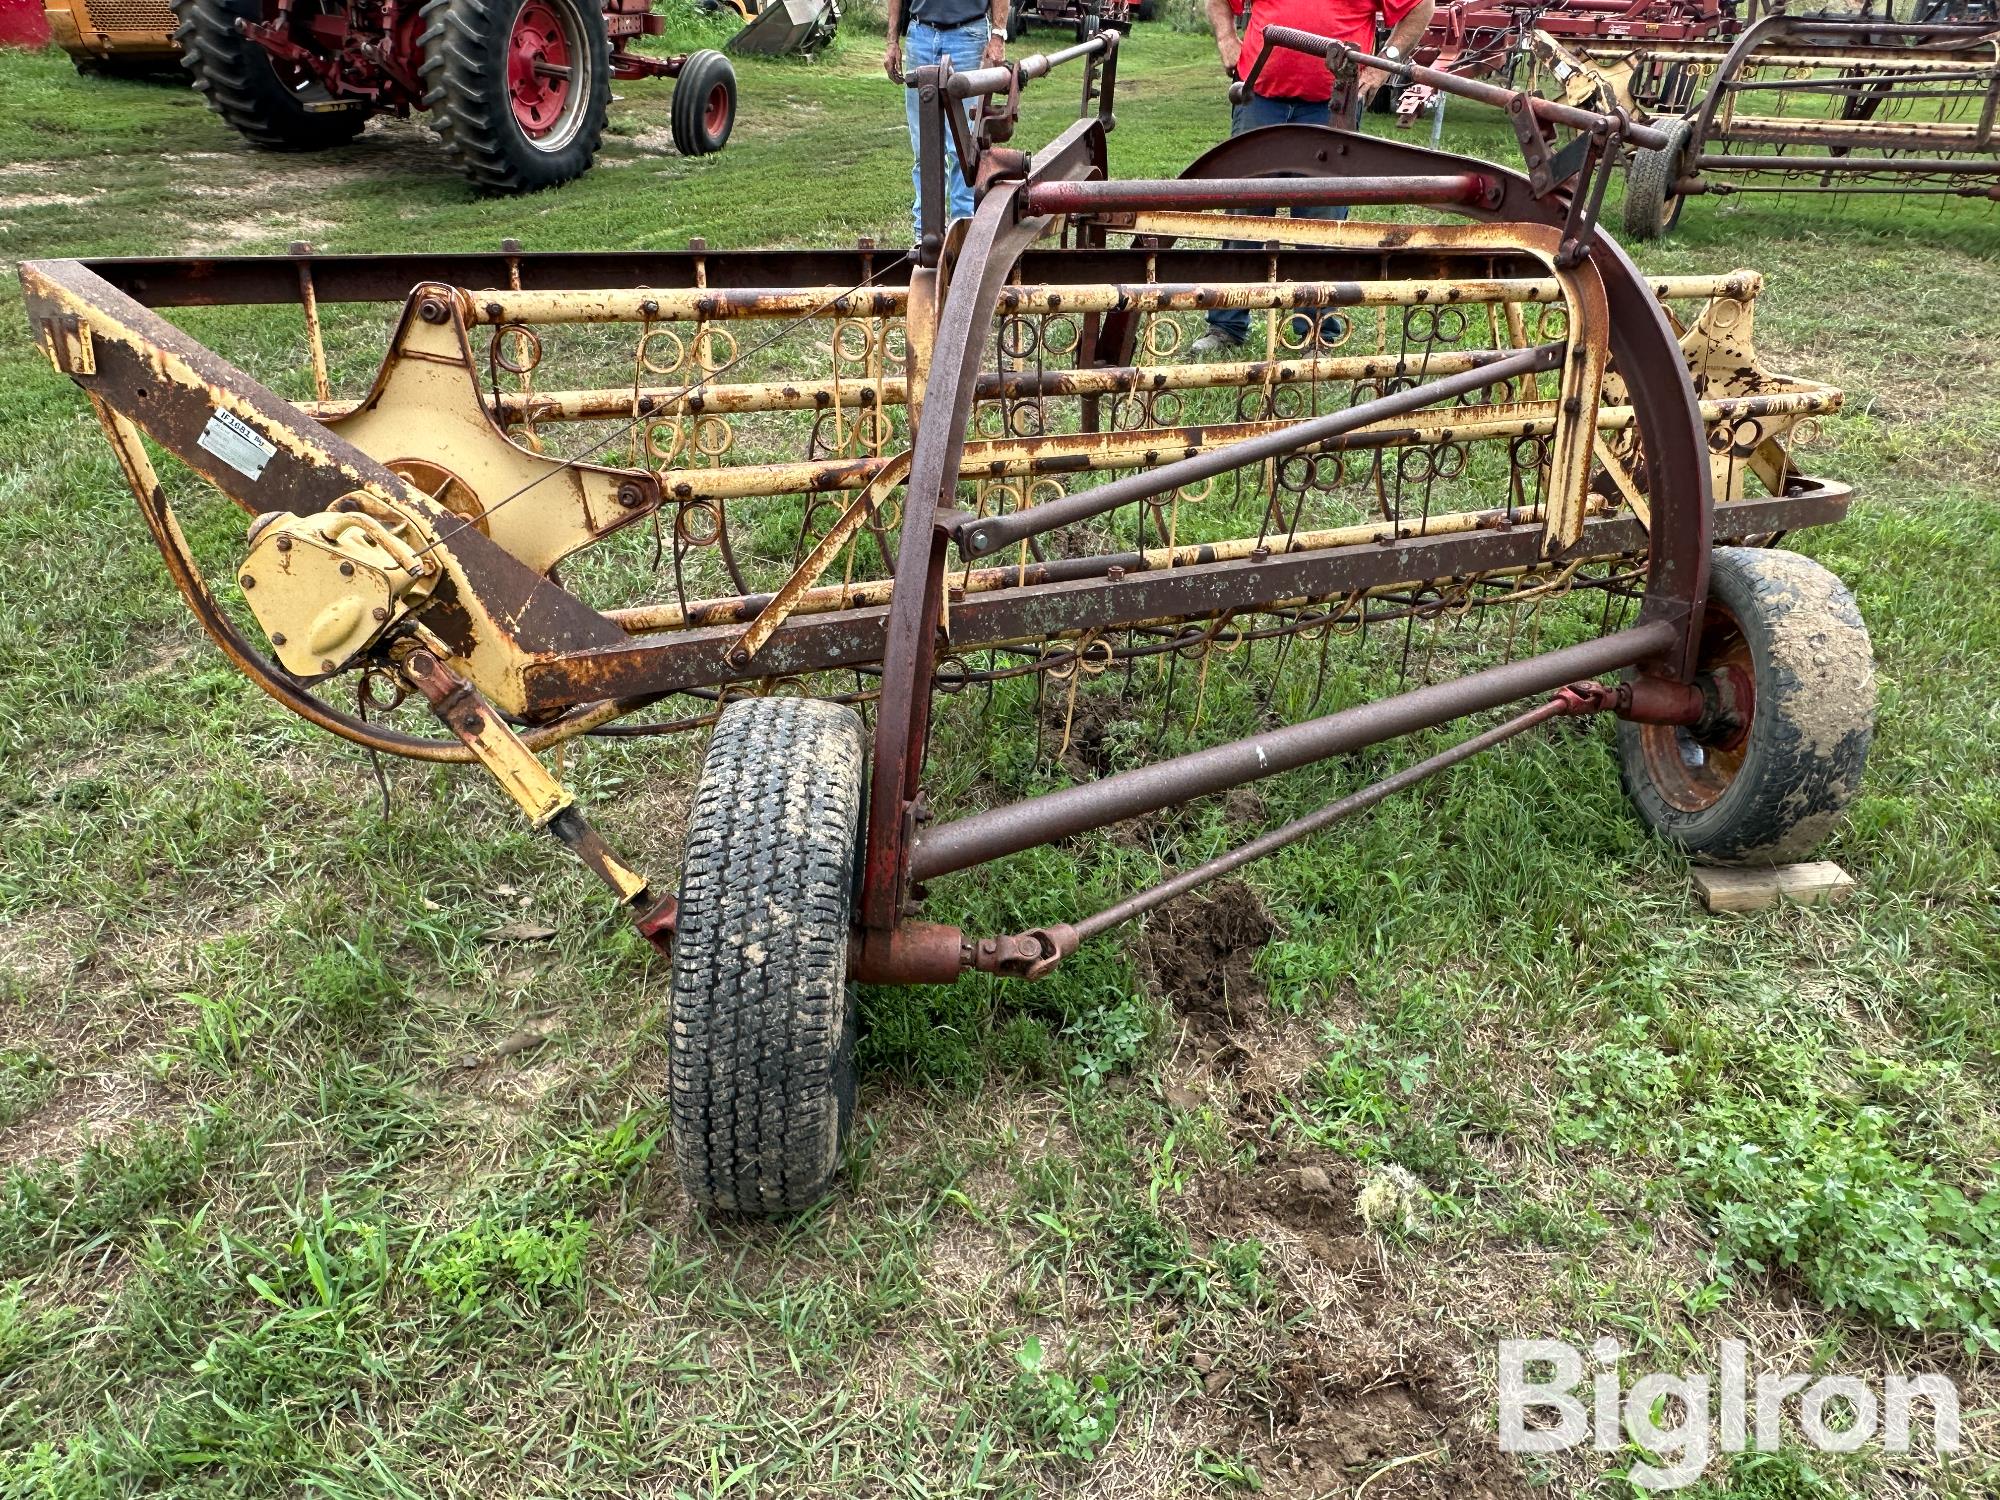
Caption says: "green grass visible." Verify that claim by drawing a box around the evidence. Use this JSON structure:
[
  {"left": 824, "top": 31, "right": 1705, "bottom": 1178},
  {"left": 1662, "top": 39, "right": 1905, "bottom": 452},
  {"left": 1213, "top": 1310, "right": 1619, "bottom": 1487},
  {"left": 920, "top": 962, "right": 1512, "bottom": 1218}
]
[{"left": 3, "top": 12, "right": 2000, "bottom": 1497}]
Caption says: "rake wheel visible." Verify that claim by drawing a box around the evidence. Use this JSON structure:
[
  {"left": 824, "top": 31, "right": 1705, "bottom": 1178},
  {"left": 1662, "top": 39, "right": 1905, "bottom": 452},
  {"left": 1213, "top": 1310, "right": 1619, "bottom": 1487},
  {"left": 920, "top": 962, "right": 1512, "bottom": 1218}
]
[
  {"left": 171, "top": 0, "right": 373, "bottom": 152},
  {"left": 669, "top": 697, "right": 864, "bottom": 1216},
  {"left": 1623, "top": 116, "right": 1692, "bottom": 241},
  {"left": 418, "top": 0, "right": 610, "bottom": 194},
  {"left": 1618, "top": 548, "right": 1875, "bottom": 865}
]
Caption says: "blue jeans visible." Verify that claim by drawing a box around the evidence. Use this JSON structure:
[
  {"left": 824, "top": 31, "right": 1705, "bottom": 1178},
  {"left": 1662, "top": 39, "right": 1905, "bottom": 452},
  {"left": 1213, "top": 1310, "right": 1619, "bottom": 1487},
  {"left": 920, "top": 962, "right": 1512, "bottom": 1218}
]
[
  {"left": 905, "top": 20, "right": 991, "bottom": 240},
  {"left": 1207, "top": 92, "right": 1350, "bottom": 346}
]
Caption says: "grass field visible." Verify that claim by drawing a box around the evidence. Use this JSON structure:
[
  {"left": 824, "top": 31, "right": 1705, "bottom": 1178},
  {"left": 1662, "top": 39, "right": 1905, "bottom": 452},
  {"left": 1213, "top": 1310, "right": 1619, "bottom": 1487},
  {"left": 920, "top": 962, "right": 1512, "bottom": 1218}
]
[{"left": 2, "top": 13, "right": 1999, "bottom": 1498}]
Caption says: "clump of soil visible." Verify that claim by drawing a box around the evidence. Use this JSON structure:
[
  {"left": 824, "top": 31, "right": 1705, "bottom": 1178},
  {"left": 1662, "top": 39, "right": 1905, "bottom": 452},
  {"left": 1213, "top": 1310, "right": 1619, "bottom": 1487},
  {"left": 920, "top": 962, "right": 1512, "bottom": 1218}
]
[
  {"left": 1139, "top": 879, "right": 1275, "bottom": 1036},
  {"left": 1203, "top": 1154, "right": 1370, "bottom": 1274}
]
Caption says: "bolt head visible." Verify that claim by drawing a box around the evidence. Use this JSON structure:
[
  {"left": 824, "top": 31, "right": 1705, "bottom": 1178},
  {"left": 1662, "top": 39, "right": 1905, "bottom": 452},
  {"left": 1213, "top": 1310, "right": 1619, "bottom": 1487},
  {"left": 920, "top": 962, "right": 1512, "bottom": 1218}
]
[
  {"left": 339, "top": 560, "right": 355, "bottom": 577},
  {"left": 319, "top": 659, "right": 336, "bottom": 674},
  {"left": 418, "top": 297, "right": 449, "bottom": 324},
  {"left": 372, "top": 606, "right": 389, "bottom": 622},
  {"left": 270, "top": 632, "right": 286, "bottom": 646},
  {"left": 239, "top": 575, "right": 255, "bottom": 589},
  {"left": 274, "top": 535, "right": 292, "bottom": 552}
]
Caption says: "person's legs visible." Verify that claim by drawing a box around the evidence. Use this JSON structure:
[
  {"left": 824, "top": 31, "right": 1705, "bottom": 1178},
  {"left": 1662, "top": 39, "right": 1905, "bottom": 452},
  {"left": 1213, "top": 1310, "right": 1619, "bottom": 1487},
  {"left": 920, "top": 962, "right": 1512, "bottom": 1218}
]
[
  {"left": 904, "top": 23, "right": 986, "bottom": 240},
  {"left": 1199, "top": 91, "right": 1290, "bottom": 352},
  {"left": 904, "top": 23, "right": 940, "bottom": 242},
  {"left": 1280, "top": 98, "right": 1350, "bottom": 347}
]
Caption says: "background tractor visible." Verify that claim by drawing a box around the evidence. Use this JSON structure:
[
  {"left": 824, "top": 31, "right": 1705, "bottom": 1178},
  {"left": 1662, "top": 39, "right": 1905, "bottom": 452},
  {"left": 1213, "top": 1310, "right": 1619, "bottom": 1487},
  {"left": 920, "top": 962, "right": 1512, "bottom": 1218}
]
[{"left": 169, "top": 0, "right": 739, "bottom": 192}]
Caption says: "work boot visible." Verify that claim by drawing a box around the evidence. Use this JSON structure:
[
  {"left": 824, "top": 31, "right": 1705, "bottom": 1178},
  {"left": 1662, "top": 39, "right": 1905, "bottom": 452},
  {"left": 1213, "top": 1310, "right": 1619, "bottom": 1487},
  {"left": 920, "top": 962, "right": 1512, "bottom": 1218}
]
[{"left": 1190, "top": 328, "right": 1246, "bottom": 357}]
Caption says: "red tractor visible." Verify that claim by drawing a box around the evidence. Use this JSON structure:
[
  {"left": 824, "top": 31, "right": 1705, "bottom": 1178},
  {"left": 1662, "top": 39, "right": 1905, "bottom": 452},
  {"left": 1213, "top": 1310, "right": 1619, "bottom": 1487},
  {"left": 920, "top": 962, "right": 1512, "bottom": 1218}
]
[{"left": 169, "top": 0, "right": 738, "bottom": 193}]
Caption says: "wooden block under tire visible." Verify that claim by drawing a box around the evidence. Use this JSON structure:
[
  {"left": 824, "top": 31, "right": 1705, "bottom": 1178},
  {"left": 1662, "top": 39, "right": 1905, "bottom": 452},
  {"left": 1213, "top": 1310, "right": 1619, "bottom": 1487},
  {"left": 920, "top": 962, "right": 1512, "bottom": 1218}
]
[{"left": 1692, "top": 861, "right": 1857, "bottom": 914}]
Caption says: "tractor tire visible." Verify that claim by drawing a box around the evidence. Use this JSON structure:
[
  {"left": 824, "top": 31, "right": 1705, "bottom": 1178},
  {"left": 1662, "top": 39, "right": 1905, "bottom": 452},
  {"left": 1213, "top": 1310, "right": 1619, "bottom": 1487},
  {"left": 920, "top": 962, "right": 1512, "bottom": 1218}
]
[
  {"left": 669, "top": 696, "right": 865, "bottom": 1216},
  {"left": 170, "top": 0, "right": 372, "bottom": 152},
  {"left": 669, "top": 50, "right": 736, "bottom": 157},
  {"left": 1136, "top": 0, "right": 1157, "bottom": 18},
  {"left": 1623, "top": 116, "right": 1693, "bottom": 241},
  {"left": 418, "top": 0, "right": 610, "bottom": 194},
  {"left": 1617, "top": 548, "right": 1875, "bottom": 866}
]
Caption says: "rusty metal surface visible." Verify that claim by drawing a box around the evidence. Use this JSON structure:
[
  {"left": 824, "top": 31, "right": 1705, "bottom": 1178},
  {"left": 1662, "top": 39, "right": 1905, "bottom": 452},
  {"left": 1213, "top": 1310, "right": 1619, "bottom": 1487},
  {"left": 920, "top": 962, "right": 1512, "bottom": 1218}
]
[
  {"left": 911, "top": 621, "right": 1678, "bottom": 881},
  {"left": 27, "top": 33, "right": 1857, "bottom": 983}
]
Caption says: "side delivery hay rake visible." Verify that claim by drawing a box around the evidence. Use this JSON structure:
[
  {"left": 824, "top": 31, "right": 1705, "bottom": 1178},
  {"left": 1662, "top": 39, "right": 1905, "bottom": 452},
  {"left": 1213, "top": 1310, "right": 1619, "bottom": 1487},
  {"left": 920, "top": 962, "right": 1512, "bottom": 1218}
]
[
  {"left": 1395, "top": 0, "right": 1735, "bottom": 127},
  {"left": 25, "top": 28, "right": 1876, "bottom": 1214},
  {"left": 1536, "top": 1, "right": 2000, "bottom": 235}
]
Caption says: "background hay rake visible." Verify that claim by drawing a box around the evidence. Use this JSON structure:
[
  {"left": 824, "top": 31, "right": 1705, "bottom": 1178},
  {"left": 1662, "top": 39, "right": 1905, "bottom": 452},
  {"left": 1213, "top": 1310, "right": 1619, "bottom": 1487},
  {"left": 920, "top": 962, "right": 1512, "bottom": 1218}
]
[
  {"left": 23, "top": 27, "right": 1873, "bottom": 1213},
  {"left": 1536, "top": 0, "right": 2000, "bottom": 236}
]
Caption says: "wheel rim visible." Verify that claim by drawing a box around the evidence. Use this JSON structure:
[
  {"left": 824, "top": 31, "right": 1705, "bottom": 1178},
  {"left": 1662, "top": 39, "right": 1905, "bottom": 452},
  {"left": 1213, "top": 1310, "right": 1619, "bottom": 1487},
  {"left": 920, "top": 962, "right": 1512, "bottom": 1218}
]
[
  {"left": 507, "top": 0, "right": 588, "bottom": 151},
  {"left": 702, "top": 79, "right": 730, "bottom": 139},
  {"left": 1637, "top": 601, "right": 1757, "bottom": 813}
]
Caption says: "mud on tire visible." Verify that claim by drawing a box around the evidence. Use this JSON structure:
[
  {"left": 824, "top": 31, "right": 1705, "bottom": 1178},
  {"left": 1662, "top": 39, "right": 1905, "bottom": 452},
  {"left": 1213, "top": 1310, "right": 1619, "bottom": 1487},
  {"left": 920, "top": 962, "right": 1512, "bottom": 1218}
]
[
  {"left": 171, "top": 0, "right": 372, "bottom": 151},
  {"left": 1618, "top": 547, "right": 1875, "bottom": 865},
  {"left": 670, "top": 696, "right": 865, "bottom": 1216},
  {"left": 418, "top": 0, "right": 610, "bottom": 193}
]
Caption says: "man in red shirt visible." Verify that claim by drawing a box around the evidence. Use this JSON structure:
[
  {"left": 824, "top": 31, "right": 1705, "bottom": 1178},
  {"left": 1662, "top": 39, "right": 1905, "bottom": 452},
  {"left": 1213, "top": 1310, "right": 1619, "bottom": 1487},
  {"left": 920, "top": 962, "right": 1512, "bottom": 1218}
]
[{"left": 1192, "top": 0, "right": 1436, "bottom": 353}]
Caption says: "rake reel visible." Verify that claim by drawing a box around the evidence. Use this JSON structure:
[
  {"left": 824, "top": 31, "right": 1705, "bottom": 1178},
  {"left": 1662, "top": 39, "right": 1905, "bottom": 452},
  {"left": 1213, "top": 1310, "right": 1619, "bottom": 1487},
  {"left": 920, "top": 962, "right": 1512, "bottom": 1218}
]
[{"left": 26, "top": 27, "right": 1874, "bottom": 1213}]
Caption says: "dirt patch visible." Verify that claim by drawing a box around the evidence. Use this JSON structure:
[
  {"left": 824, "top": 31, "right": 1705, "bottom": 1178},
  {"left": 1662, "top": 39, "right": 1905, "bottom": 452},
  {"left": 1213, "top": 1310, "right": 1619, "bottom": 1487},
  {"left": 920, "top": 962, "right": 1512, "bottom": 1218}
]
[
  {"left": 1241, "top": 1353, "right": 1457, "bottom": 1497},
  {"left": 0, "top": 1067, "right": 159, "bottom": 1172},
  {"left": 1139, "top": 879, "right": 1275, "bottom": 1036},
  {"left": 1186, "top": 1319, "right": 1534, "bottom": 1499},
  {"left": 1204, "top": 1154, "right": 1372, "bottom": 1277}
]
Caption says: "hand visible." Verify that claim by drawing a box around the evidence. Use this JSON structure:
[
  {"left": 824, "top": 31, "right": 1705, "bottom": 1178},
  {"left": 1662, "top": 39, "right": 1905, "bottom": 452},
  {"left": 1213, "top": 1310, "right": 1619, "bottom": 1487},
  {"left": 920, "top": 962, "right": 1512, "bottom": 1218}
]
[
  {"left": 1356, "top": 65, "right": 1389, "bottom": 101},
  {"left": 884, "top": 41, "right": 902, "bottom": 82},
  {"left": 982, "top": 32, "right": 1007, "bottom": 66},
  {"left": 1218, "top": 35, "right": 1241, "bottom": 79}
]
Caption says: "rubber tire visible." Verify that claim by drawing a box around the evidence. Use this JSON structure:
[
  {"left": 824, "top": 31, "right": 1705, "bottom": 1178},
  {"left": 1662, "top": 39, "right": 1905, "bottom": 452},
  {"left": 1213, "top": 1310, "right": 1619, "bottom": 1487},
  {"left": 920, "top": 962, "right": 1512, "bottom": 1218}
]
[
  {"left": 170, "top": 0, "right": 371, "bottom": 151},
  {"left": 1136, "top": 0, "right": 1156, "bottom": 18},
  {"left": 670, "top": 50, "right": 736, "bottom": 157},
  {"left": 1623, "top": 116, "right": 1693, "bottom": 241},
  {"left": 1617, "top": 548, "right": 1875, "bottom": 866},
  {"left": 418, "top": 0, "right": 610, "bottom": 194},
  {"left": 670, "top": 696, "right": 865, "bottom": 1216}
]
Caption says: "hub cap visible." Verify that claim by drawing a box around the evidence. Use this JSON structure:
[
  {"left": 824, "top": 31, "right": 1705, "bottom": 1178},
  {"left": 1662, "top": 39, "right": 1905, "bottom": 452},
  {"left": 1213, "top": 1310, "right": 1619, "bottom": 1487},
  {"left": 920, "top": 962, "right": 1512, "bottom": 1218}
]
[
  {"left": 703, "top": 80, "right": 730, "bottom": 140},
  {"left": 1637, "top": 601, "right": 1757, "bottom": 813},
  {"left": 507, "top": 0, "right": 586, "bottom": 150}
]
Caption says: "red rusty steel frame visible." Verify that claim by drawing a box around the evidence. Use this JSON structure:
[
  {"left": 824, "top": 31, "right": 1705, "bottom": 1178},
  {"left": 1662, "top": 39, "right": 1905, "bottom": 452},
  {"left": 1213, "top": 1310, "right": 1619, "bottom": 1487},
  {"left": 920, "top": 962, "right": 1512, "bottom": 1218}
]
[
  {"left": 1014, "top": 174, "right": 1503, "bottom": 212},
  {"left": 840, "top": 25, "right": 1711, "bottom": 973},
  {"left": 1396, "top": 0, "right": 1736, "bottom": 121},
  {"left": 23, "top": 24, "right": 1851, "bottom": 984}
]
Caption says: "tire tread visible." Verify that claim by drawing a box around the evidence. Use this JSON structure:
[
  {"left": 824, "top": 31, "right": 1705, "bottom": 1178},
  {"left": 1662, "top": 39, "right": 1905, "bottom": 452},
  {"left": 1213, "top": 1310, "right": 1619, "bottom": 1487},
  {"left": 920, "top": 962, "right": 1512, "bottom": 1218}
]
[{"left": 670, "top": 697, "right": 863, "bottom": 1216}]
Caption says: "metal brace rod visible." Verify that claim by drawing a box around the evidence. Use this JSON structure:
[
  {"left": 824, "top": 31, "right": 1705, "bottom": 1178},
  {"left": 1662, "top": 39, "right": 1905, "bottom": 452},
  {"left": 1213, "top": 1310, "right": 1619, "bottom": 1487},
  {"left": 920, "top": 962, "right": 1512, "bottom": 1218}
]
[{"left": 956, "top": 340, "right": 1562, "bottom": 559}]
